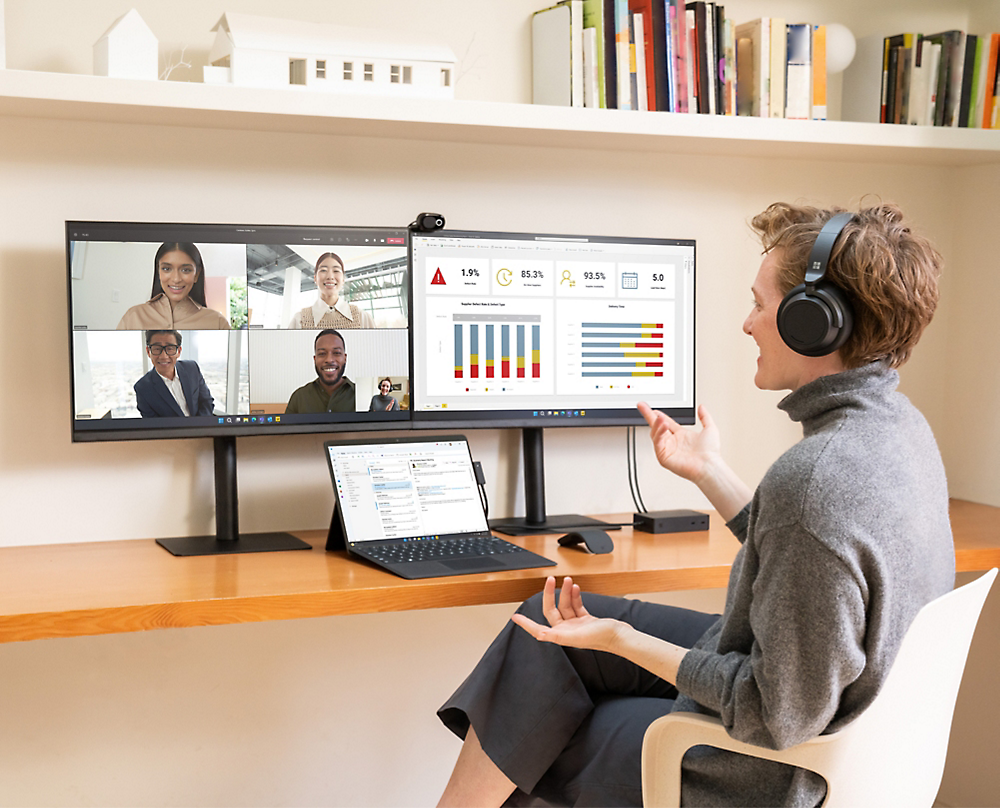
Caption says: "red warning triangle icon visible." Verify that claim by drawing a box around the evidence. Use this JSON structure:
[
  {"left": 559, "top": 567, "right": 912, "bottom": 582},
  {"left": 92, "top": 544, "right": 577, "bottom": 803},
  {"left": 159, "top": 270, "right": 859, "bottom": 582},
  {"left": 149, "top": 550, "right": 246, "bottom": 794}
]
[{"left": 431, "top": 268, "right": 446, "bottom": 285}]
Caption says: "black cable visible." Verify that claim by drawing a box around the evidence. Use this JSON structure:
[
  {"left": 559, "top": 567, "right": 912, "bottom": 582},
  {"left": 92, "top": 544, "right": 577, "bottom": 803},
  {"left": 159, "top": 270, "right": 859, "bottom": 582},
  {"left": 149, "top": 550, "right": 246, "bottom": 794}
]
[
  {"left": 473, "top": 460, "right": 489, "bottom": 519},
  {"left": 632, "top": 426, "right": 648, "bottom": 513},
  {"left": 627, "top": 427, "right": 643, "bottom": 513},
  {"left": 479, "top": 485, "right": 490, "bottom": 520}
]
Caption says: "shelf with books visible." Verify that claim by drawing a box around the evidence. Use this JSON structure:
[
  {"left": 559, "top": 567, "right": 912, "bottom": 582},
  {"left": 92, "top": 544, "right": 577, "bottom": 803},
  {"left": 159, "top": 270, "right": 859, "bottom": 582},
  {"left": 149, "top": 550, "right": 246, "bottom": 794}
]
[
  {"left": 1, "top": 67, "right": 999, "bottom": 167},
  {"left": 847, "top": 30, "right": 1000, "bottom": 129}
]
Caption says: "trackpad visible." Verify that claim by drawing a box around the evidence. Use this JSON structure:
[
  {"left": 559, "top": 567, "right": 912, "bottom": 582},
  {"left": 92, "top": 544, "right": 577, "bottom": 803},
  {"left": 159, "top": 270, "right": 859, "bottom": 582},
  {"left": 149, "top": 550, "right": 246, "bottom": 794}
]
[{"left": 441, "top": 557, "right": 505, "bottom": 571}]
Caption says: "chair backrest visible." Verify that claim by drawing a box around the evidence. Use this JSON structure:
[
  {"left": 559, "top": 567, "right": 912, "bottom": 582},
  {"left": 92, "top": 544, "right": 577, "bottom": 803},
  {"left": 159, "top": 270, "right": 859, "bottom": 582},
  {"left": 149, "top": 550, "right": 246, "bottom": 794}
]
[
  {"left": 816, "top": 568, "right": 997, "bottom": 807},
  {"left": 641, "top": 569, "right": 997, "bottom": 808}
]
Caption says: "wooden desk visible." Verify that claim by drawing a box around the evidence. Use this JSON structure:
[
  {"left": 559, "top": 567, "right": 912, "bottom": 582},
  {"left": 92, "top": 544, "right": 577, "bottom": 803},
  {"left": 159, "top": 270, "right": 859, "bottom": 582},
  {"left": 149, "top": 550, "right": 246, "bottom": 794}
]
[{"left": 1, "top": 500, "right": 997, "bottom": 644}]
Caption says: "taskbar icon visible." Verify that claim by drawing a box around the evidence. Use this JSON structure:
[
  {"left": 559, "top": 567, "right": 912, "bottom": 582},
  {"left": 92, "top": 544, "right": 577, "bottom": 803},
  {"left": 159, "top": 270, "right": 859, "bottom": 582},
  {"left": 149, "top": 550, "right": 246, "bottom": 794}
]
[{"left": 218, "top": 415, "right": 282, "bottom": 425}]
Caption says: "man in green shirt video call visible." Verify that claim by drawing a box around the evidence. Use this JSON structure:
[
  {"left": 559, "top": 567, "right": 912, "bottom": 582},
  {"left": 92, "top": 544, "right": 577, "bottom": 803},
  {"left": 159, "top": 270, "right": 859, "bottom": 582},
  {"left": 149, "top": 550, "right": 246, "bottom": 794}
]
[{"left": 285, "top": 329, "right": 356, "bottom": 414}]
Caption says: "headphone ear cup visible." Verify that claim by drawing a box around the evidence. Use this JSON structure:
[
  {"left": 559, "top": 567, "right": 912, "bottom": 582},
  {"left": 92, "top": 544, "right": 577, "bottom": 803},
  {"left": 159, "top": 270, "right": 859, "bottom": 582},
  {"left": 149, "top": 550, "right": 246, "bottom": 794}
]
[{"left": 777, "top": 281, "right": 854, "bottom": 357}]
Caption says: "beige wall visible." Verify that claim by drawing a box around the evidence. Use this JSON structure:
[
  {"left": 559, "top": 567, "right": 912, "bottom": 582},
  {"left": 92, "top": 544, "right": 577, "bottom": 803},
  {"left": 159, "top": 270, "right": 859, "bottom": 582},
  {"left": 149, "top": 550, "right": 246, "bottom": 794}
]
[{"left": 0, "top": 1, "right": 998, "bottom": 806}]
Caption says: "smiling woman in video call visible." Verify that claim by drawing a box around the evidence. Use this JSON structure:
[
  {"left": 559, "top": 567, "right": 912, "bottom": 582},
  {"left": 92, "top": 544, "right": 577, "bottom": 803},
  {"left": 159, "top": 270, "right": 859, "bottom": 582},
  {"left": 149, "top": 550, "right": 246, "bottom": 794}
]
[
  {"left": 286, "top": 251, "right": 376, "bottom": 329},
  {"left": 436, "top": 201, "right": 955, "bottom": 808},
  {"left": 116, "top": 242, "right": 231, "bottom": 330}
]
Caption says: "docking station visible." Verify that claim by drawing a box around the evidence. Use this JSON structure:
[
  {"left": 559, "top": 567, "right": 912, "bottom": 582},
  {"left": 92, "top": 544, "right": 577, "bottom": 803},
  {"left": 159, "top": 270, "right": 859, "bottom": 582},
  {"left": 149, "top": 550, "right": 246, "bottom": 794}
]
[{"left": 633, "top": 509, "right": 709, "bottom": 534}]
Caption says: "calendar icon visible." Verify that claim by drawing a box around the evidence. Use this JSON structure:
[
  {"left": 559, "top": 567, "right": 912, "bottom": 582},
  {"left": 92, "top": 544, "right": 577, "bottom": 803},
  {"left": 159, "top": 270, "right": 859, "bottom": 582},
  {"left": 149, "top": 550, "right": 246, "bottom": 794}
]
[{"left": 621, "top": 272, "right": 638, "bottom": 290}]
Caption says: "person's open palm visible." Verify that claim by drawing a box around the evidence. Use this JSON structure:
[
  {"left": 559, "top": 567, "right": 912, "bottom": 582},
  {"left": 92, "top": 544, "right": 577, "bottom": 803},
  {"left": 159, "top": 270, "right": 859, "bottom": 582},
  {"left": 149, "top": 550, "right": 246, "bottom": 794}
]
[
  {"left": 511, "top": 576, "right": 624, "bottom": 653},
  {"left": 637, "top": 402, "right": 720, "bottom": 483}
]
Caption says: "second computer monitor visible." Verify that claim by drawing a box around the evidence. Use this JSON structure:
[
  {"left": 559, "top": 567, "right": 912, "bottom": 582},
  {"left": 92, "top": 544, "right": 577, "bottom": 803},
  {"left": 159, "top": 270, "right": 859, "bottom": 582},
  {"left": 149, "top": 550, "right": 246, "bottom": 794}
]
[{"left": 409, "top": 229, "right": 696, "bottom": 428}]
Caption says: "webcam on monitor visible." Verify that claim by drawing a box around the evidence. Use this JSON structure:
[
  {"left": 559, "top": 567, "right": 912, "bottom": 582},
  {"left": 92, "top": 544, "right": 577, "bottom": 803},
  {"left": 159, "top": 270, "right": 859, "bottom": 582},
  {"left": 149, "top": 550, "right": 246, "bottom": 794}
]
[{"left": 410, "top": 212, "right": 446, "bottom": 232}]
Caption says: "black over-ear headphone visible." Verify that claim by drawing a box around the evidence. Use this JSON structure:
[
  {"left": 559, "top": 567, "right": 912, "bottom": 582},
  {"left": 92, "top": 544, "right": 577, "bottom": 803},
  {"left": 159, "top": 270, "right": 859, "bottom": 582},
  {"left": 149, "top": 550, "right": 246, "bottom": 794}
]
[{"left": 776, "top": 212, "right": 855, "bottom": 357}]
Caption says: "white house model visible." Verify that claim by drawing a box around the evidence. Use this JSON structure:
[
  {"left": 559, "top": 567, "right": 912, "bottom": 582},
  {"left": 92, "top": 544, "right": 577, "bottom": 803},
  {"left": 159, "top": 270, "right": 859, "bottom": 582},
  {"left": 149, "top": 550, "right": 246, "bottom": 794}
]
[
  {"left": 203, "top": 12, "right": 457, "bottom": 100},
  {"left": 93, "top": 8, "right": 158, "bottom": 80}
]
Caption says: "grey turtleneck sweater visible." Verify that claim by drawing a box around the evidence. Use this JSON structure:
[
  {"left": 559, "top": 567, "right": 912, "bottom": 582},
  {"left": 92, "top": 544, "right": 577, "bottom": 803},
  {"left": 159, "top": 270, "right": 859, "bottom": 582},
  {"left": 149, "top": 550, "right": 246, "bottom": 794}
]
[{"left": 674, "top": 362, "right": 955, "bottom": 807}]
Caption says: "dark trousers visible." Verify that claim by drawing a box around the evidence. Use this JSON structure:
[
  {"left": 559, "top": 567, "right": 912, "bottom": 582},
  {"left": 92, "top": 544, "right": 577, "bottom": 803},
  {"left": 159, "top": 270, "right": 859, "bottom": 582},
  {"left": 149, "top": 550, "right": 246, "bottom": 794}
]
[{"left": 438, "top": 591, "right": 719, "bottom": 807}]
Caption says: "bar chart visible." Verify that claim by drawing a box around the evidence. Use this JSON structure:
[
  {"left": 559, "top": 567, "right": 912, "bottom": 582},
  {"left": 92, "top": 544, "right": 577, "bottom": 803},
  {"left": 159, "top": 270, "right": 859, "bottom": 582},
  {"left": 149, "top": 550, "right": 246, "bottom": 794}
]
[
  {"left": 453, "top": 314, "right": 541, "bottom": 381},
  {"left": 580, "top": 321, "right": 665, "bottom": 378}
]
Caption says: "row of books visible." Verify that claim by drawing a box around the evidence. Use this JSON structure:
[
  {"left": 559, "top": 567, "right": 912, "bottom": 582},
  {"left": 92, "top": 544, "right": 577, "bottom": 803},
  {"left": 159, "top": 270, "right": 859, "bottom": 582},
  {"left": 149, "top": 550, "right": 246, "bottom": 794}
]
[
  {"left": 531, "top": 0, "right": 828, "bottom": 120},
  {"left": 877, "top": 32, "right": 1000, "bottom": 127}
]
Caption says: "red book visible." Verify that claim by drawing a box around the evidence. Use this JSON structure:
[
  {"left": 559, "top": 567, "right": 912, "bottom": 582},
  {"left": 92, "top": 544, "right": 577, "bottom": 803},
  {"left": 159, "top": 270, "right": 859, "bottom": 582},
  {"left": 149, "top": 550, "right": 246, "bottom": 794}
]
[{"left": 629, "top": 0, "right": 658, "bottom": 110}]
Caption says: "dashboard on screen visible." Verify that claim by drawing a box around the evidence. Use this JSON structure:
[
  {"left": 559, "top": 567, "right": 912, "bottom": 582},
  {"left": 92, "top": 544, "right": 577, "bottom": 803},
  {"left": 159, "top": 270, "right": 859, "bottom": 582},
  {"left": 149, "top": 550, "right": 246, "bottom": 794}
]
[
  {"left": 408, "top": 229, "right": 696, "bottom": 428},
  {"left": 68, "top": 221, "right": 410, "bottom": 441}
]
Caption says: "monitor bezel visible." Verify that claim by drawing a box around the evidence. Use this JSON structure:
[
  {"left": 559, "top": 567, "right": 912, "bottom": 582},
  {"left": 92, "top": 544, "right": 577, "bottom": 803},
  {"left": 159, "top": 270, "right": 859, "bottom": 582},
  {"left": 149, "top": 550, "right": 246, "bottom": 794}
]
[
  {"left": 67, "top": 220, "right": 412, "bottom": 443},
  {"left": 406, "top": 227, "right": 697, "bottom": 430}
]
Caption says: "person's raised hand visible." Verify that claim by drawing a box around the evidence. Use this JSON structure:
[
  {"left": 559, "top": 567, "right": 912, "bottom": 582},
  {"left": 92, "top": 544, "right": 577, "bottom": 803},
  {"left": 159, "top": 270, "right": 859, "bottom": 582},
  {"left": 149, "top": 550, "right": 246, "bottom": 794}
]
[{"left": 636, "top": 402, "right": 720, "bottom": 484}]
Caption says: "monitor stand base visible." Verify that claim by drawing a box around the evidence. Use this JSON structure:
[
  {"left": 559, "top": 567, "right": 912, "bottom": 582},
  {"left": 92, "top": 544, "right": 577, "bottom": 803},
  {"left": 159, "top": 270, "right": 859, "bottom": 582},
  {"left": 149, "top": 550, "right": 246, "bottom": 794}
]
[
  {"left": 490, "top": 514, "right": 616, "bottom": 536},
  {"left": 156, "top": 532, "right": 312, "bottom": 557}
]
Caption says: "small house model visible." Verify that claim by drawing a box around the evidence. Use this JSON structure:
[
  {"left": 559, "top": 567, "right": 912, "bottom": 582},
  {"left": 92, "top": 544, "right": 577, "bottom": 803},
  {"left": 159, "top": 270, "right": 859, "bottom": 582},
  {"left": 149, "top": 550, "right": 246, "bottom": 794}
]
[
  {"left": 93, "top": 8, "right": 158, "bottom": 80},
  {"left": 203, "top": 12, "right": 456, "bottom": 100}
]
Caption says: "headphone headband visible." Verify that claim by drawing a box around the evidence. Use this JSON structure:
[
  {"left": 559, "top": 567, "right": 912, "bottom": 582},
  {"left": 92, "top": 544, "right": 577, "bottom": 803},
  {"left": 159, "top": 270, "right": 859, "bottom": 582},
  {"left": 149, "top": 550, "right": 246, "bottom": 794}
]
[{"left": 804, "top": 212, "right": 854, "bottom": 287}]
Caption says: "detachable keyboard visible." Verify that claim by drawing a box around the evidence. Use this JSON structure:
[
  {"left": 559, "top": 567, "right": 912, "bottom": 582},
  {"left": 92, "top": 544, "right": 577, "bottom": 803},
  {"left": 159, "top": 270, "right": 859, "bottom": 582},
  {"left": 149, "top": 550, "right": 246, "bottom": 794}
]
[{"left": 364, "top": 535, "right": 528, "bottom": 565}]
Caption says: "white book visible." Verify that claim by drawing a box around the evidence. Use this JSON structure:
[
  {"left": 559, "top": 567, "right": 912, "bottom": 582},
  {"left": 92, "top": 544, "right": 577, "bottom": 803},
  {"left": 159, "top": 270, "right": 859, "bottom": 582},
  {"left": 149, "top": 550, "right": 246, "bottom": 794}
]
[
  {"left": 735, "top": 18, "right": 768, "bottom": 117},
  {"left": 582, "top": 25, "right": 600, "bottom": 107},
  {"left": 532, "top": 4, "right": 573, "bottom": 106},
  {"left": 785, "top": 23, "right": 811, "bottom": 119},
  {"left": 568, "top": 0, "right": 584, "bottom": 107},
  {"left": 634, "top": 12, "right": 648, "bottom": 111},
  {"left": 924, "top": 42, "right": 941, "bottom": 126}
]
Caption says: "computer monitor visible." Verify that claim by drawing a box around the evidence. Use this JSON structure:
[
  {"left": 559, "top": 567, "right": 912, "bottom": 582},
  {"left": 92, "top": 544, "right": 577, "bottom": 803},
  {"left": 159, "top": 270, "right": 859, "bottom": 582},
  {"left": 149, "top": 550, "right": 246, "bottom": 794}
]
[
  {"left": 408, "top": 228, "right": 696, "bottom": 533},
  {"left": 67, "top": 220, "right": 410, "bottom": 555}
]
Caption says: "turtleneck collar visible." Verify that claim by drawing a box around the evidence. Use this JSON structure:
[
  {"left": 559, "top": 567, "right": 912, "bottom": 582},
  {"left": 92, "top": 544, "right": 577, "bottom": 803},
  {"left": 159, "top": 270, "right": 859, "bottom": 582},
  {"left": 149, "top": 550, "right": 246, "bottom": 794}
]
[{"left": 777, "top": 361, "right": 898, "bottom": 425}]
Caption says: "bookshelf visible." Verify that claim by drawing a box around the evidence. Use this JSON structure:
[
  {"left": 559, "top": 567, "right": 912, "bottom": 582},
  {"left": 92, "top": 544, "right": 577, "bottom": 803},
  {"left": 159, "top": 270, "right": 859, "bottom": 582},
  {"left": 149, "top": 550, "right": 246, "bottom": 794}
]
[{"left": 1, "top": 68, "right": 999, "bottom": 167}]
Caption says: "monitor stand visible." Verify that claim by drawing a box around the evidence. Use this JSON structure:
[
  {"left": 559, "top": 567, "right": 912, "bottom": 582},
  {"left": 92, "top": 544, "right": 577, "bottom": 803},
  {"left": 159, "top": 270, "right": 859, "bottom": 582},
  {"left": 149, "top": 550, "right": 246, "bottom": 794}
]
[
  {"left": 489, "top": 427, "right": 616, "bottom": 536},
  {"left": 156, "top": 436, "right": 313, "bottom": 557}
]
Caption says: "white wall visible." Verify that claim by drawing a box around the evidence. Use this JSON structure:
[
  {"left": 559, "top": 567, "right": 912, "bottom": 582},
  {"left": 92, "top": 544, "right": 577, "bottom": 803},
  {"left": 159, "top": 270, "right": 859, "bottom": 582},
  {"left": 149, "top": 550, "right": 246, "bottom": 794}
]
[
  {"left": 0, "top": 113, "right": 970, "bottom": 543},
  {"left": 1, "top": 0, "right": 998, "bottom": 806}
]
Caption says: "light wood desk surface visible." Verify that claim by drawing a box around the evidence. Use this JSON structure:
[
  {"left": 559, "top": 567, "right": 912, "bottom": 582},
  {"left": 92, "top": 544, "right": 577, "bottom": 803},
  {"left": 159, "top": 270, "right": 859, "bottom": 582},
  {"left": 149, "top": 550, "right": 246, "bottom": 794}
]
[{"left": 1, "top": 500, "right": 997, "bottom": 644}]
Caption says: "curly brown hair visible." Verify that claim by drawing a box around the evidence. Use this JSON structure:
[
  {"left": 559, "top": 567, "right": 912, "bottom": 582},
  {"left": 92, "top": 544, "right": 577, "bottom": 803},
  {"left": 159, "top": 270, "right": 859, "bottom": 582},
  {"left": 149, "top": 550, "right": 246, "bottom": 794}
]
[{"left": 750, "top": 202, "right": 941, "bottom": 368}]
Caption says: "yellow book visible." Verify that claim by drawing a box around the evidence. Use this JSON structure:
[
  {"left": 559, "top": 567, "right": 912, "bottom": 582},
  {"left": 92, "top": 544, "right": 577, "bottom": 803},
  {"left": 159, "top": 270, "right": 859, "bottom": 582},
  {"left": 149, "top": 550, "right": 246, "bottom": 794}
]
[{"left": 812, "top": 24, "right": 827, "bottom": 120}]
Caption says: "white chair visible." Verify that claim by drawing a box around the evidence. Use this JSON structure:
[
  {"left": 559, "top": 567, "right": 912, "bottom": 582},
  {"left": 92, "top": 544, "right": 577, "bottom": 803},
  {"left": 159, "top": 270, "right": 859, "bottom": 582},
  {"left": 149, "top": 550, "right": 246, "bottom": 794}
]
[{"left": 641, "top": 568, "right": 997, "bottom": 808}]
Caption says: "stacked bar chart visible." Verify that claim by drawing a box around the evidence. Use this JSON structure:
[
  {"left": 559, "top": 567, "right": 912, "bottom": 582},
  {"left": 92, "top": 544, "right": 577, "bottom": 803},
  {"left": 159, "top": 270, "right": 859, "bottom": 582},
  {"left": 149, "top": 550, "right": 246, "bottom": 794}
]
[
  {"left": 453, "top": 314, "right": 541, "bottom": 382},
  {"left": 486, "top": 324, "right": 495, "bottom": 378},
  {"left": 532, "top": 324, "right": 540, "bottom": 378},
  {"left": 580, "top": 321, "right": 665, "bottom": 377}
]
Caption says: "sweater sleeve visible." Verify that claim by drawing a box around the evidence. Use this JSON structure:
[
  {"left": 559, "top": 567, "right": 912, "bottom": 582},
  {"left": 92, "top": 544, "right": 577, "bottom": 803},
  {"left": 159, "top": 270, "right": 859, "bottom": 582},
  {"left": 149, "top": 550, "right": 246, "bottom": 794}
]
[
  {"left": 726, "top": 503, "right": 751, "bottom": 543},
  {"left": 675, "top": 524, "right": 867, "bottom": 750}
]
